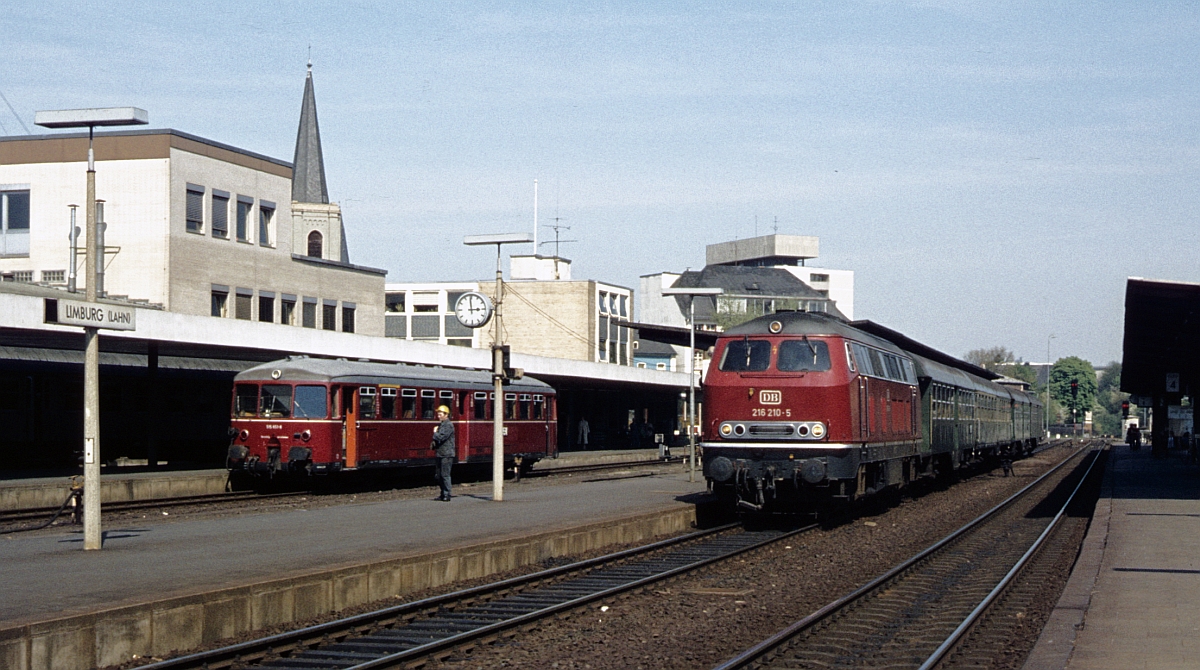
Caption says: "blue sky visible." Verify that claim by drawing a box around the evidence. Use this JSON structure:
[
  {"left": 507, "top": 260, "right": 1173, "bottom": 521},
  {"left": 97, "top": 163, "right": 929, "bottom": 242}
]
[{"left": 6, "top": 1, "right": 1199, "bottom": 366}]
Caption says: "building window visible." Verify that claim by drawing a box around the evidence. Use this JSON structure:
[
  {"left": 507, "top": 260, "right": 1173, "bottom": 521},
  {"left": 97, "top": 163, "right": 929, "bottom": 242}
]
[
  {"left": 8, "top": 270, "right": 33, "bottom": 282},
  {"left": 322, "top": 301, "right": 337, "bottom": 331},
  {"left": 211, "top": 287, "right": 229, "bottom": 317},
  {"left": 386, "top": 292, "right": 405, "bottom": 313},
  {"left": 186, "top": 185, "right": 204, "bottom": 233},
  {"left": 342, "top": 303, "right": 355, "bottom": 333},
  {"left": 258, "top": 293, "right": 275, "bottom": 323},
  {"left": 236, "top": 197, "right": 252, "bottom": 242},
  {"left": 235, "top": 289, "right": 252, "bottom": 320},
  {"left": 259, "top": 201, "right": 274, "bottom": 247},
  {"left": 302, "top": 298, "right": 317, "bottom": 328},
  {"left": 211, "top": 192, "right": 229, "bottom": 238},
  {"left": 385, "top": 314, "right": 407, "bottom": 338},
  {"left": 41, "top": 269, "right": 65, "bottom": 284},
  {"left": 656, "top": 362, "right": 667, "bottom": 371},
  {"left": 637, "top": 362, "right": 647, "bottom": 369},
  {"left": 281, "top": 295, "right": 296, "bottom": 325},
  {"left": 411, "top": 314, "right": 440, "bottom": 339},
  {"left": 307, "top": 231, "right": 323, "bottom": 258},
  {"left": 810, "top": 273, "right": 829, "bottom": 283},
  {"left": 1, "top": 189, "right": 30, "bottom": 257}
]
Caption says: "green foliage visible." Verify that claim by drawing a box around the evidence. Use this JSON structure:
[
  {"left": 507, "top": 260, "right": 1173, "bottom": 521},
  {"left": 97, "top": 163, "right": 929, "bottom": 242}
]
[
  {"left": 1050, "top": 356, "right": 1097, "bottom": 420},
  {"left": 965, "top": 346, "right": 1017, "bottom": 369},
  {"left": 1094, "top": 362, "right": 1129, "bottom": 417},
  {"left": 996, "top": 362, "right": 1037, "bottom": 385},
  {"left": 1093, "top": 405, "right": 1122, "bottom": 436}
]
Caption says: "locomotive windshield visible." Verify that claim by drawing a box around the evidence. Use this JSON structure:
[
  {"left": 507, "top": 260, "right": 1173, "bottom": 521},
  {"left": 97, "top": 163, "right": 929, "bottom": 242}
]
[
  {"left": 293, "top": 385, "right": 328, "bottom": 418},
  {"left": 777, "top": 339, "right": 831, "bottom": 372},
  {"left": 260, "top": 385, "right": 292, "bottom": 418},
  {"left": 719, "top": 339, "right": 771, "bottom": 372}
]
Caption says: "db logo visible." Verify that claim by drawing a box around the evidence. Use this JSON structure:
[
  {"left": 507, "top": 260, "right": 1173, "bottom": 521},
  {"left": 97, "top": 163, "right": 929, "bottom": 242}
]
[{"left": 759, "top": 390, "right": 782, "bottom": 405}]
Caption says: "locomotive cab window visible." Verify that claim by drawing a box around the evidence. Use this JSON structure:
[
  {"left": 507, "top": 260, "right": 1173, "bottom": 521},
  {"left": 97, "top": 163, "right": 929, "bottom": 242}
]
[
  {"left": 235, "top": 384, "right": 258, "bottom": 417},
  {"left": 719, "top": 339, "right": 771, "bottom": 372},
  {"left": 777, "top": 339, "right": 831, "bottom": 372},
  {"left": 294, "top": 385, "right": 328, "bottom": 419},
  {"left": 260, "top": 385, "right": 292, "bottom": 418}
]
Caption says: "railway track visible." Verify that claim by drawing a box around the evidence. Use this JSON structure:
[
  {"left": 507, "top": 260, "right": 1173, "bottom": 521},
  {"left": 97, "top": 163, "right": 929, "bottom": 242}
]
[
  {"left": 713, "top": 441, "right": 1105, "bottom": 670},
  {"left": 135, "top": 521, "right": 814, "bottom": 670}
]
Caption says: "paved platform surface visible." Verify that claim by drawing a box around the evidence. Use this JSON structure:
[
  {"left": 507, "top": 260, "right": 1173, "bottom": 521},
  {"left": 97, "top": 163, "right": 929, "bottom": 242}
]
[
  {"left": 1026, "top": 444, "right": 1200, "bottom": 669},
  {"left": 0, "top": 459, "right": 706, "bottom": 628}
]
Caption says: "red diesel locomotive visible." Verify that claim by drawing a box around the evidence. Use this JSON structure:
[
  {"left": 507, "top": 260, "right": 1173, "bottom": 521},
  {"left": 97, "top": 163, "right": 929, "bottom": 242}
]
[
  {"left": 701, "top": 312, "right": 1041, "bottom": 512},
  {"left": 226, "top": 357, "right": 557, "bottom": 478}
]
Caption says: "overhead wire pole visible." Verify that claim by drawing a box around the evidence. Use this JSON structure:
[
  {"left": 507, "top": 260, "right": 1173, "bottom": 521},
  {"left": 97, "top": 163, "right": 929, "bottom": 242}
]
[
  {"left": 35, "top": 107, "right": 147, "bottom": 550},
  {"left": 662, "top": 287, "right": 722, "bottom": 482},
  {"left": 465, "top": 232, "right": 534, "bottom": 502}
]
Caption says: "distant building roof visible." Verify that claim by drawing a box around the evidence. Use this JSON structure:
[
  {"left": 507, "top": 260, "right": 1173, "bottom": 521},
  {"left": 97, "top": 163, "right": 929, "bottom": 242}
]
[
  {"left": 706, "top": 234, "right": 819, "bottom": 266},
  {"left": 631, "top": 330, "right": 677, "bottom": 357},
  {"left": 670, "top": 265, "right": 844, "bottom": 325},
  {"left": 292, "top": 63, "right": 329, "bottom": 205}
]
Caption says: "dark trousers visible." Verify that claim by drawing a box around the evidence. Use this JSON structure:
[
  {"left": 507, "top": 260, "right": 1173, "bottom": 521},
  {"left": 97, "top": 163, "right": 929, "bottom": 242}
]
[{"left": 435, "top": 457, "right": 453, "bottom": 498}]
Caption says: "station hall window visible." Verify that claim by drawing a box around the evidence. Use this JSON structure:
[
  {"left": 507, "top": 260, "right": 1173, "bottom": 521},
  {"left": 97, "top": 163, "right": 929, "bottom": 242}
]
[
  {"left": 258, "top": 293, "right": 275, "bottom": 323},
  {"left": 322, "top": 301, "right": 337, "bottom": 331},
  {"left": 342, "top": 304, "right": 355, "bottom": 333},
  {"left": 211, "top": 192, "right": 229, "bottom": 238},
  {"left": 281, "top": 295, "right": 296, "bottom": 325},
  {"left": 1, "top": 189, "right": 30, "bottom": 257},
  {"left": 302, "top": 298, "right": 317, "bottom": 328},
  {"left": 259, "top": 201, "right": 274, "bottom": 247},
  {"left": 211, "top": 287, "right": 229, "bottom": 317},
  {"left": 185, "top": 185, "right": 204, "bottom": 233},
  {"left": 235, "top": 290, "right": 253, "bottom": 320},
  {"left": 236, "top": 197, "right": 252, "bottom": 242}
]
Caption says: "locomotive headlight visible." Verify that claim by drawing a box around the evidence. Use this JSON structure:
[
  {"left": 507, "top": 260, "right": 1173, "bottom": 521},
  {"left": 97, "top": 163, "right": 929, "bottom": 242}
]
[
  {"left": 733, "top": 423, "right": 747, "bottom": 436},
  {"left": 239, "top": 429, "right": 249, "bottom": 441},
  {"left": 720, "top": 423, "right": 733, "bottom": 437},
  {"left": 796, "top": 424, "right": 810, "bottom": 436},
  {"left": 811, "top": 423, "right": 826, "bottom": 438},
  {"left": 301, "top": 430, "right": 312, "bottom": 442}
]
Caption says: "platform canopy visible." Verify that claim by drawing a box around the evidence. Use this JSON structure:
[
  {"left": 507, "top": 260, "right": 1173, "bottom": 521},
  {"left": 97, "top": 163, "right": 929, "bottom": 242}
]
[{"left": 1120, "top": 277, "right": 1200, "bottom": 399}]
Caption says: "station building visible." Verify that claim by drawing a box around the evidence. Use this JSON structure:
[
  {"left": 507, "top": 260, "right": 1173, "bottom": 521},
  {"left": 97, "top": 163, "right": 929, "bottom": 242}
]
[{"left": 0, "top": 65, "right": 386, "bottom": 335}]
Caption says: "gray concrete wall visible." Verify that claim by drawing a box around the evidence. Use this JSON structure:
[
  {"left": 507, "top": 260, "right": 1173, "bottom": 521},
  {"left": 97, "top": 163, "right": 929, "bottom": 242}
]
[
  {"left": 0, "top": 505, "right": 697, "bottom": 670},
  {"left": 0, "top": 471, "right": 230, "bottom": 512}
]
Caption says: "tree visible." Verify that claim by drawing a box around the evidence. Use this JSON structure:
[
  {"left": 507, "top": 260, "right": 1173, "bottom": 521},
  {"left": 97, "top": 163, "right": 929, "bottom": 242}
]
[
  {"left": 1049, "top": 357, "right": 1097, "bottom": 423},
  {"left": 995, "top": 362, "right": 1037, "bottom": 385},
  {"left": 965, "top": 346, "right": 1017, "bottom": 369}
]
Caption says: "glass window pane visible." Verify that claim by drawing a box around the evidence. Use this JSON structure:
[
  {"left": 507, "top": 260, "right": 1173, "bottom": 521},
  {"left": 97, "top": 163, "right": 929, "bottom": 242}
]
[
  {"left": 718, "top": 339, "right": 771, "bottom": 372},
  {"left": 234, "top": 384, "right": 258, "bottom": 417},
  {"left": 294, "top": 385, "right": 327, "bottom": 418},
  {"left": 777, "top": 340, "right": 832, "bottom": 372},
  {"left": 260, "top": 384, "right": 292, "bottom": 418}
]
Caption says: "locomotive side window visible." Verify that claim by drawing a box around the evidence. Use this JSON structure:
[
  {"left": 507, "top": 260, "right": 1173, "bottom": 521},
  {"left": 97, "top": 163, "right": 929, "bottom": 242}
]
[
  {"left": 777, "top": 339, "right": 831, "bottom": 372},
  {"left": 294, "top": 385, "right": 328, "bottom": 419},
  {"left": 420, "top": 389, "right": 436, "bottom": 418},
  {"left": 260, "top": 384, "right": 292, "bottom": 418},
  {"left": 379, "top": 387, "right": 398, "bottom": 419},
  {"left": 358, "top": 387, "right": 377, "bottom": 419},
  {"left": 473, "top": 392, "right": 488, "bottom": 419},
  {"left": 235, "top": 384, "right": 258, "bottom": 417},
  {"left": 883, "top": 354, "right": 902, "bottom": 380},
  {"left": 845, "top": 342, "right": 857, "bottom": 372},
  {"left": 401, "top": 388, "right": 417, "bottom": 418},
  {"left": 719, "top": 339, "right": 771, "bottom": 372}
]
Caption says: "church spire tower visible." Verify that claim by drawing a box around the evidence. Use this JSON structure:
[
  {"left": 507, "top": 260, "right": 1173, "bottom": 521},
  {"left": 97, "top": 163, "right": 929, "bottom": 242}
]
[
  {"left": 290, "top": 60, "right": 349, "bottom": 263},
  {"left": 292, "top": 60, "right": 329, "bottom": 204}
]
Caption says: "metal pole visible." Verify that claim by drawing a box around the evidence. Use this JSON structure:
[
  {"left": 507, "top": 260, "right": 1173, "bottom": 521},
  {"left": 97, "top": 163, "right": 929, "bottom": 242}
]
[
  {"left": 688, "top": 297, "right": 697, "bottom": 483},
  {"left": 83, "top": 126, "right": 101, "bottom": 550},
  {"left": 68, "top": 204, "right": 78, "bottom": 293},
  {"left": 492, "top": 244, "right": 505, "bottom": 502}
]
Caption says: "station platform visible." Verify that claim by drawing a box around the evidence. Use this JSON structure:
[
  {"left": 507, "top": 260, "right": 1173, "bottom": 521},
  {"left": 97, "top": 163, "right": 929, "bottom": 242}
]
[
  {"left": 1026, "top": 444, "right": 1200, "bottom": 669},
  {"left": 0, "top": 448, "right": 671, "bottom": 511},
  {"left": 0, "top": 457, "right": 708, "bottom": 670}
]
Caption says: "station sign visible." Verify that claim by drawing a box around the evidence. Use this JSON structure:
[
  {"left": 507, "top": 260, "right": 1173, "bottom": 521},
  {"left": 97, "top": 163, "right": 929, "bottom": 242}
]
[{"left": 45, "top": 298, "right": 136, "bottom": 331}]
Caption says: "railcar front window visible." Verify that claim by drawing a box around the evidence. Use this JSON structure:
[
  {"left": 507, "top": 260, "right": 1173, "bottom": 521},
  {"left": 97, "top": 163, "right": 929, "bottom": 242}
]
[
  {"left": 234, "top": 384, "right": 258, "bottom": 417},
  {"left": 294, "top": 385, "right": 328, "bottom": 419},
  {"left": 719, "top": 339, "right": 771, "bottom": 372},
  {"left": 777, "top": 339, "right": 832, "bottom": 372},
  {"left": 260, "top": 385, "right": 292, "bottom": 418}
]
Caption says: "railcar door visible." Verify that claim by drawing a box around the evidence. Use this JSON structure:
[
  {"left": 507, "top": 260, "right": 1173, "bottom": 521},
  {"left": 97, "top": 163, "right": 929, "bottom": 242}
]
[{"left": 343, "top": 386, "right": 359, "bottom": 469}]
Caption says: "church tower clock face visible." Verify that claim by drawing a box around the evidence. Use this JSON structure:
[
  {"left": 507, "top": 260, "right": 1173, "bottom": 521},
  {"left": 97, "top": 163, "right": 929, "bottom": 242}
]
[{"left": 454, "top": 291, "right": 493, "bottom": 328}]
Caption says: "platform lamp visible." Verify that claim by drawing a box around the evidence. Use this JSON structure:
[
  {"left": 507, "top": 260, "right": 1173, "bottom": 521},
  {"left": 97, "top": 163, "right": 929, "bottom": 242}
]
[
  {"left": 35, "top": 107, "right": 148, "bottom": 550},
  {"left": 661, "top": 287, "right": 722, "bottom": 482},
  {"left": 464, "top": 232, "right": 534, "bottom": 502}
]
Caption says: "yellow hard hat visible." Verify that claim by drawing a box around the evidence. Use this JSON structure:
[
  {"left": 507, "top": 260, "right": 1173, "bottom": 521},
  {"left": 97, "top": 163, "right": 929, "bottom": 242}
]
[{"left": 436, "top": 405, "right": 451, "bottom": 415}]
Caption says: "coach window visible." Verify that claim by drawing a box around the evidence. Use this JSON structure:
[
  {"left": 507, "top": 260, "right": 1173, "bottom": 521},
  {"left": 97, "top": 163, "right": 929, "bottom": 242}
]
[
  {"left": 358, "top": 387, "right": 377, "bottom": 419},
  {"left": 294, "top": 385, "right": 328, "bottom": 419},
  {"left": 471, "top": 392, "right": 486, "bottom": 419},
  {"left": 777, "top": 339, "right": 831, "bottom": 372},
  {"left": 532, "top": 394, "right": 545, "bottom": 420},
  {"left": 718, "top": 339, "right": 771, "bottom": 372},
  {"left": 260, "top": 385, "right": 292, "bottom": 418},
  {"left": 234, "top": 384, "right": 258, "bottom": 417},
  {"left": 505, "top": 393, "right": 518, "bottom": 420},
  {"left": 440, "top": 390, "right": 455, "bottom": 417},
  {"left": 420, "top": 389, "right": 436, "bottom": 418},
  {"left": 401, "top": 388, "right": 417, "bottom": 418},
  {"left": 380, "top": 387, "right": 398, "bottom": 419},
  {"left": 518, "top": 394, "right": 531, "bottom": 420}
]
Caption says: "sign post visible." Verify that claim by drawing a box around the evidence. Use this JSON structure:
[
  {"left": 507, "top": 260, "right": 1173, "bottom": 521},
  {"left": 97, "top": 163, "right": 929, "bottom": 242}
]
[{"left": 662, "top": 287, "right": 722, "bottom": 482}]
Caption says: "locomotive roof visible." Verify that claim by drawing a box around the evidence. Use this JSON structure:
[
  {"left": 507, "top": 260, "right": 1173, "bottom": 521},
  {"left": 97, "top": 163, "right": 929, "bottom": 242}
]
[
  {"left": 235, "top": 357, "right": 552, "bottom": 391},
  {"left": 721, "top": 312, "right": 909, "bottom": 357}
]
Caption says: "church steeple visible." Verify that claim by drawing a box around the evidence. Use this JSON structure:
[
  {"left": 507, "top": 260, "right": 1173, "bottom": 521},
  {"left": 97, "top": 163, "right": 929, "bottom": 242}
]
[{"left": 292, "top": 61, "right": 329, "bottom": 204}]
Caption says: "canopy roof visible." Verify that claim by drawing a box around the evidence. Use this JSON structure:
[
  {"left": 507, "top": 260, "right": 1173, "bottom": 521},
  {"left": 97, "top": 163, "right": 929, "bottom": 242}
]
[{"left": 1121, "top": 277, "right": 1200, "bottom": 398}]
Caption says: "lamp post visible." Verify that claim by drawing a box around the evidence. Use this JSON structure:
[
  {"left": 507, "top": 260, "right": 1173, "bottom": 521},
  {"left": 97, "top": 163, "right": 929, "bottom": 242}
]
[
  {"left": 35, "top": 107, "right": 147, "bottom": 550},
  {"left": 662, "top": 287, "right": 722, "bottom": 482},
  {"left": 1045, "top": 334, "right": 1055, "bottom": 438},
  {"left": 464, "top": 232, "right": 534, "bottom": 502}
]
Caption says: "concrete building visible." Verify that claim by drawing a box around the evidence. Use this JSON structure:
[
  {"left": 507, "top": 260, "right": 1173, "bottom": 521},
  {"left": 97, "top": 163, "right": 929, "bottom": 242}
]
[
  {"left": 385, "top": 256, "right": 634, "bottom": 365},
  {"left": 0, "top": 65, "right": 385, "bottom": 334}
]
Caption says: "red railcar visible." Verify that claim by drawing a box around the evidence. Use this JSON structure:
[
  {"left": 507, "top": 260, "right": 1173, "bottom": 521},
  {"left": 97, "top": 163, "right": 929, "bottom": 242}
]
[
  {"left": 702, "top": 312, "right": 1040, "bottom": 512},
  {"left": 226, "top": 357, "right": 557, "bottom": 477}
]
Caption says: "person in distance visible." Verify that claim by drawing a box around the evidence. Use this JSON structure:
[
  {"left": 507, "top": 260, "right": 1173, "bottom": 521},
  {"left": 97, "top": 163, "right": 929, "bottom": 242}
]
[{"left": 431, "top": 405, "right": 455, "bottom": 501}]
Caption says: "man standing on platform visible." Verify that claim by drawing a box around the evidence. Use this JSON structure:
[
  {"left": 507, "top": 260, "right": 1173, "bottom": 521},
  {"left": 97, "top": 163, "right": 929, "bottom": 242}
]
[{"left": 431, "top": 405, "right": 455, "bottom": 501}]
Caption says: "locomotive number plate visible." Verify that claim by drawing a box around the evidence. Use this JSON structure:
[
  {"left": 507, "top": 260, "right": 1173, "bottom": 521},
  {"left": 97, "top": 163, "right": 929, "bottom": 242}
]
[{"left": 759, "top": 390, "right": 782, "bottom": 405}]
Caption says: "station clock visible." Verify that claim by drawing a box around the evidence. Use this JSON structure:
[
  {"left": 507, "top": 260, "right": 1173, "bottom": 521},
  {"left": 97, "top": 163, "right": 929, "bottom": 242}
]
[{"left": 454, "top": 291, "right": 494, "bottom": 328}]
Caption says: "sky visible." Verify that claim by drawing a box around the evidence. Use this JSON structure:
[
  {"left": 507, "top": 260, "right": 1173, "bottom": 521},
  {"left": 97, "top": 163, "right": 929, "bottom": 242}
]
[{"left": 5, "top": 1, "right": 1199, "bottom": 367}]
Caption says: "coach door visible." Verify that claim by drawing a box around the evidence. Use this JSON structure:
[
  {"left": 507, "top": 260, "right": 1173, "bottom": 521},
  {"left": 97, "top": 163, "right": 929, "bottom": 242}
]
[{"left": 343, "top": 386, "right": 359, "bottom": 469}]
